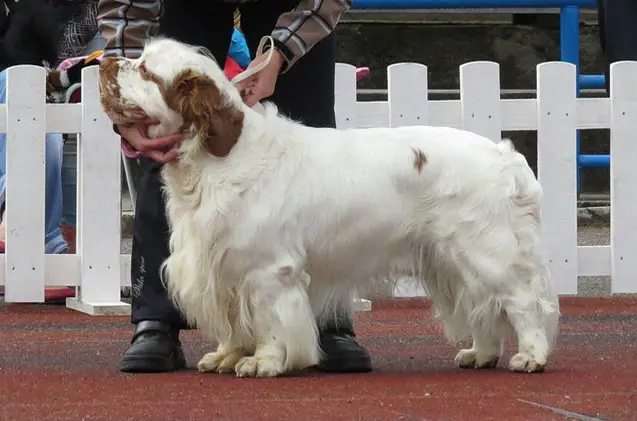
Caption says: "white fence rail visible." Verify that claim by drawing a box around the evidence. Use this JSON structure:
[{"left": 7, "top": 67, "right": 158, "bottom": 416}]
[
  {"left": 0, "top": 65, "right": 128, "bottom": 314},
  {"left": 0, "top": 61, "right": 635, "bottom": 314}
]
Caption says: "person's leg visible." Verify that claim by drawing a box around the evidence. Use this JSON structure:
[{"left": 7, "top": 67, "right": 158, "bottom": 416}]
[
  {"left": 597, "top": 0, "right": 637, "bottom": 94},
  {"left": 0, "top": 70, "right": 7, "bottom": 253},
  {"left": 239, "top": 2, "right": 372, "bottom": 373},
  {"left": 43, "top": 133, "right": 68, "bottom": 254},
  {"left": 121, "top": 157, "right": 188, "bottom": 372},
  {"left": 60, "top": 136, "right": 77, "bottom": 253},
  {"left": 121, "top": 0, "right": 236, "bottom": 373},
  {"left": 42, "top": 132, "right": 76, "bottom": 302}
]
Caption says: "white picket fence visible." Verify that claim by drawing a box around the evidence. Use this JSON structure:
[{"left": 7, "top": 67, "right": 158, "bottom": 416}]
[
  {"left": 0, "top": 61, "right": 635, "bottom": 315},
  {"left": 336, "top": 60, "right": 637, "bottom": 298}
]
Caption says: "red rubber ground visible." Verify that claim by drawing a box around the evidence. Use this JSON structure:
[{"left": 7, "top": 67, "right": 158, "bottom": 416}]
[{"left": 1, "top": 296, "right": 635, "bottom": 421}]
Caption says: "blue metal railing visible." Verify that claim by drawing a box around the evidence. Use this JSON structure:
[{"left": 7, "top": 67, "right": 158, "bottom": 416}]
[{"left": 353, "top": 0, "right": 605, "bottom": 190}]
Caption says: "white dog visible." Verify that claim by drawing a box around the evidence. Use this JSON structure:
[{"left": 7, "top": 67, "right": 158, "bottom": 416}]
[{"left": 98, "top": 38, "right": 560, "bottom": 378}]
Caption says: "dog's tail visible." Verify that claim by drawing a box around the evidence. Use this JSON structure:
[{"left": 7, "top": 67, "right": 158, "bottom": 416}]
[{"left": 498, "top": 139, "right": 560, "bottom": 349}]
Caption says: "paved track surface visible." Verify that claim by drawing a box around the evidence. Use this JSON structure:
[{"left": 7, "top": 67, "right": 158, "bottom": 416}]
[{"left": 1, "top": 295, "right": 635, "bottom": 421}]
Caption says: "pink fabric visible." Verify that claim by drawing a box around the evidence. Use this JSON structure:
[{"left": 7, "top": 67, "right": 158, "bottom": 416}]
[
  {"left": 356, "top": 67, "right": 371, "bottom": 81},
  {"left": 57, "top": 52, "right": 105, "bottom": 71},
  {"left": 57, "top": 56, "right": 86, "bottom": 71}
]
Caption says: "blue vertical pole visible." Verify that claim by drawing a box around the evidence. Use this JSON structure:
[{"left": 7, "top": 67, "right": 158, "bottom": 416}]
[{"left": 560, "top": 5, "right": 581, "bottom": 194}]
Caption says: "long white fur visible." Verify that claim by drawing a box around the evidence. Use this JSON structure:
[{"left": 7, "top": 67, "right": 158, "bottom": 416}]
[{"left": 102, "top": 37, "right": 560, "bottom": 378}]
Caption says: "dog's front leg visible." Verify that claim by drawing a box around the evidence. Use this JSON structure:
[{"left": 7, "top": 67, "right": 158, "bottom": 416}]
[
  {"left": 234, "top": 266, "right": 321, "bottom": 378},
  {"left": 198, "top": 342, "right": 251, "bottom": 374}
]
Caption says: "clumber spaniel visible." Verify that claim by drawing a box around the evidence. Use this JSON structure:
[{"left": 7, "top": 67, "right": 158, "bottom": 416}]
[{"left": 98, "top": 38, "right": 560, "bottom": 378}]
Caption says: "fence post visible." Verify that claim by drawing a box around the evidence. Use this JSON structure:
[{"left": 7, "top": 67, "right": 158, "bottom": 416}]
[
  {"left": 4, "top": 66, "right": 47, "bottom": 302},
  {"left": 459, "top": 61, "right": 502, "bottom": 142},
  {"left": 536, "top": 62, "right": 578, "bottom": 295},
  {"left": 387, "top": 63, "right": 429, "bottom": 298},
  {"left": 65, "top": 66, "right": 129, "bottom": 315},
  {"left": 387, "top": 63, "right": 428, "bottom": 128},
  {"left": 609, "top": 61, "right": 637, "bottom": 293},
  {"left": 334, "top": 63, "right": 358, "bottom": 129}
]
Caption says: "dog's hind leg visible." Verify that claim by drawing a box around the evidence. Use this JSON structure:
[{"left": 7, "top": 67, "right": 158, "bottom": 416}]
[
  {"left": 500, "top": 248, "right": 559, "bottom": 373},
  {"left": 502, "top": 295, "right": 550, "bottom": 373},
  {"left": 501, "top": 280, "right": 558, "bottom": 373},
  {"left": 234, "top": 266, "right": 321, "bottom": 378},
  {"left": 418, "top": 249, "right": 509, "bottom": 370}
]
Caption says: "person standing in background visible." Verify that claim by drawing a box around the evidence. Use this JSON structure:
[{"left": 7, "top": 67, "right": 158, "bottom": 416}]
[
  {"left": 596, "top": 0, "right": 637, "bottom": 94},
  {"left": 97, "top": 0, "right": 373, "bottom": 374},
  {"left": 0, "top": 0, "right": 100, "bottom": 302}
]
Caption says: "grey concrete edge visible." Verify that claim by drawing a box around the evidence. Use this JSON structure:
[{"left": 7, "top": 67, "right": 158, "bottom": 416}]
[
  {"left": 577, "top": 206, "right": 610, "bottom": 227},
  {"left": 120, "top": 206, "right": 611, "bottom": 238}
]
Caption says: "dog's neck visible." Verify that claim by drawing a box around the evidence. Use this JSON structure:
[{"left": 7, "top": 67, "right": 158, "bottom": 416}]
[{"left": 160, "top": 102, "right": 291, "bottom": 230}]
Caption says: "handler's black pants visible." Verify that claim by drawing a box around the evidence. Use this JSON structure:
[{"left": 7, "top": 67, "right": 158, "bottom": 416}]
[
  {"left": 130, "top": 0, "right": 351, "bottom": 333},
  {"left": 597, "top": 0, "right": 637, "bottom": 94}
]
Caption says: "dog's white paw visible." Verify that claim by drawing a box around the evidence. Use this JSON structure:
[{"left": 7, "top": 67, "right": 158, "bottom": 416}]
[
  {"left": 197, "top": 349, "right": 246, "bottom": 374},
  {"left": 508, "top": 352, "right": 545, "bottom": 373},
  {"left": 455, "top": 348, "right": 499, "bottom": 369},
  {"left": 235, "top": 355, "right": 285, "bottom": 378}
]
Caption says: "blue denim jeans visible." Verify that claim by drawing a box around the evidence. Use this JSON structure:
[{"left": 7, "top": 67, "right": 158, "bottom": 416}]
[{"left": 0, "top": 69, "right": 77, "bottom": 254}]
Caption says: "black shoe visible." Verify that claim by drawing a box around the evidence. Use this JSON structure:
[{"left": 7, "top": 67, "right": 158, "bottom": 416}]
[
  {"left": 120, "top": 320, "right": 187, "bottom": 373},
  {"left": 316, "top": 332, "right": 372, "bottom": 373}
]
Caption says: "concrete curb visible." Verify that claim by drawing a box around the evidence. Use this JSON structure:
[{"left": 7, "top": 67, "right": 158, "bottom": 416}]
[
  {"left": 120, "top": 206, "right": 611, "bottom": 238},
  {"left": 577, "top": 206, "right": 610, "bottom": 227}
]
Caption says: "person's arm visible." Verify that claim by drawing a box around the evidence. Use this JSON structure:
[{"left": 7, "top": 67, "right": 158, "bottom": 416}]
[
  {"left": 270, "top": 0, "right": 352, "bottom": 72},
  {"left": 97, "top": 0, "right": 162, "bottom": 59}
]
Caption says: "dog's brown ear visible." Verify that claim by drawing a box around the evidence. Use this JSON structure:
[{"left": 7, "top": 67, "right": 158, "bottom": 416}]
[{"left": 167, "top": 70, "right": 244, "bottom": 157}]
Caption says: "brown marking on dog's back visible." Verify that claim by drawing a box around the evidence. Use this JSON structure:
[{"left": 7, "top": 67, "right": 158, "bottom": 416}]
[{"left": 412, "top": 148, "right": 427, "bottom": 173}]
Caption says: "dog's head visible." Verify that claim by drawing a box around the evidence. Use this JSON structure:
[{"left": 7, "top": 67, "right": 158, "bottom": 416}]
[{"left": 98, "top": 38, "right": 245, "bottom": 158}]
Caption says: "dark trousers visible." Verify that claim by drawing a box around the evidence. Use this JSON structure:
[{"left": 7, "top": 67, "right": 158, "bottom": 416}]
[
  {"left": 130, "top": 0, "right": 353, "bottom": 334},
  {"left": 597, "top": 0, "right": 637, "bottom": 94}
]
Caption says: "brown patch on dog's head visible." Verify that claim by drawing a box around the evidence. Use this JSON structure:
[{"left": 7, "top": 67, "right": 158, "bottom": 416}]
[
  {"left": 98, "top": 57, "right": 126, "bottom": 122},
  {"left": 412, "top": 148, "right": 427, "bottom": 173},
  {"left": 165, "top": 70, "right": 244, "bottom": 158},
  {"left": 99, "top": 57, "right": 147, "bottom": 124}
]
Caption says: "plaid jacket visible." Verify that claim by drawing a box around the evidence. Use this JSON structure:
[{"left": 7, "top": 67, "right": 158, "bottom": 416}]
[
  {"left": 97, "top": 0, "right": 351, "bottom": 71},
  {"left": 57, "top": 0, "right": 99, "bottom": 62}
]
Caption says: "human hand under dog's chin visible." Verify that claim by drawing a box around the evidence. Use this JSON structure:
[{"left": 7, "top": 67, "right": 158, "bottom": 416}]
[{"left": 116, "top": 117, "right": 183, "bottom": 164}]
